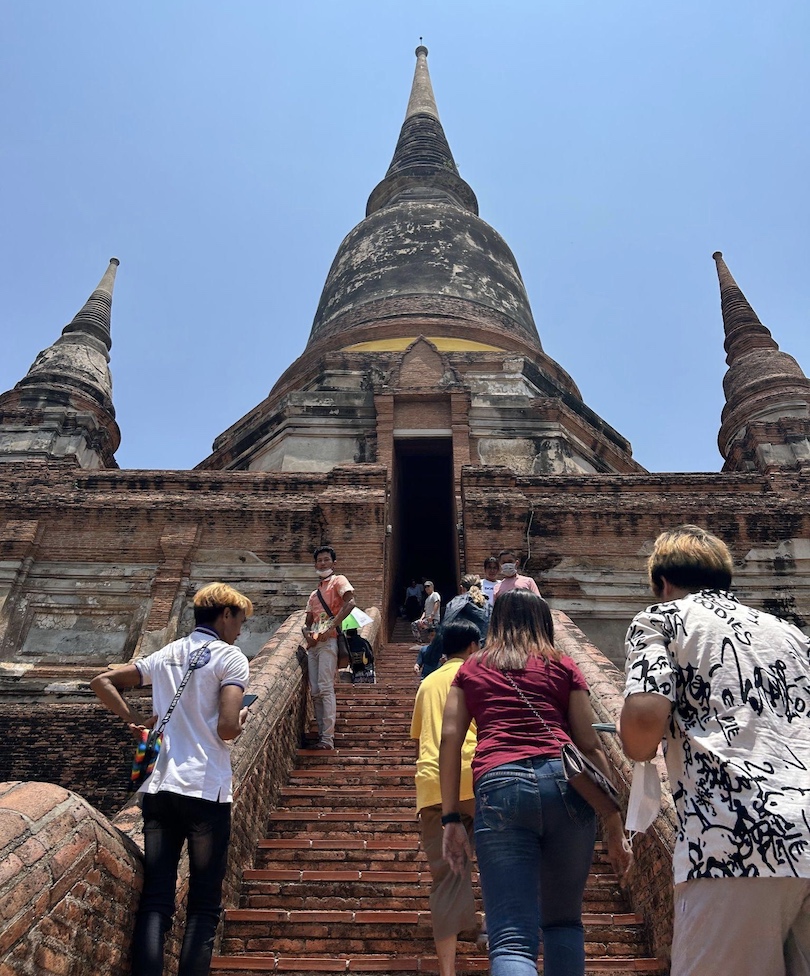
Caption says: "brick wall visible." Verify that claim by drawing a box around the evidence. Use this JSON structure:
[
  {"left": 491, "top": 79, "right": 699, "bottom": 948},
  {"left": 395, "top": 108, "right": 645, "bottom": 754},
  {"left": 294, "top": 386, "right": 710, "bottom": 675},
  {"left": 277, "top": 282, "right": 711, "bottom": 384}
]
[
  {"left": 554, "top": 612, "right": 676, "bottom": 965},
  {"left": 0, "top": 703, "right": 144, "bottom": 818},
  {"left": 0, "top": 781, "right": 143, "bottom": 976}
]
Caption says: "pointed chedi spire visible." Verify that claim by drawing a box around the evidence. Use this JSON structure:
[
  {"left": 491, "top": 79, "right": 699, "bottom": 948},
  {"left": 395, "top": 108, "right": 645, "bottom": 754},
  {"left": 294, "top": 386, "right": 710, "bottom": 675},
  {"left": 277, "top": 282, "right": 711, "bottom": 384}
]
[
  {"left": 713, "top": 251, "right": 810, "bottom": 471},
  {"left": 0, "top": 259, "right": 121, "bottom": 468},
  {"left": 366, "top": 46, "right": 478, "bottom": 216},
  {"left": 61, "top": 256, "right": 118, "bottom": 349},
  {"left": 17, "top": 258, "right": 119, "bottom": 412}
]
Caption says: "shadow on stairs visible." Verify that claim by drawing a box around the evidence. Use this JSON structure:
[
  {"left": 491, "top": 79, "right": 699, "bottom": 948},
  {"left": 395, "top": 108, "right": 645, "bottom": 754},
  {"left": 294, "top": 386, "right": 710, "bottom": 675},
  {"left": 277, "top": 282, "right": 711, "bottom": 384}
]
[{"left": 211, "top": 644, "right": 665, "bottom": 975}]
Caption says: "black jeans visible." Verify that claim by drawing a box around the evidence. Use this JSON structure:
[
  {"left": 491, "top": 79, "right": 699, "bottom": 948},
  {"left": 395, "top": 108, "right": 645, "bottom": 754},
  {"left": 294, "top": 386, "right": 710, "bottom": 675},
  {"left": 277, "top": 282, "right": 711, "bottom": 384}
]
[{"left": 132, "top": 791, "right": 232, "bottom": 976}]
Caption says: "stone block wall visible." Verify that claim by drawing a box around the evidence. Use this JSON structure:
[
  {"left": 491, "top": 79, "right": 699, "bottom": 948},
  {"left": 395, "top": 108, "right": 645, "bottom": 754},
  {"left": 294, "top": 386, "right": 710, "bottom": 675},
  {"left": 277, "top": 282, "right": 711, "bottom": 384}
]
[
  {"left": 462, "top": 466, "right": 810, "bottom": 664},
  {"left": 0, "top": 463, "right": 386, "bottom": 683}
]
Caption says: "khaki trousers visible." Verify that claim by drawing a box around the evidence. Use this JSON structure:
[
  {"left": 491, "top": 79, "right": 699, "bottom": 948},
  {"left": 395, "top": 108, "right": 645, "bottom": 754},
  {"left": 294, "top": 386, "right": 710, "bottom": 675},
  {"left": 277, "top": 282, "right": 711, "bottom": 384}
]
[{"left": 671, "top": 877, "right": 810, "bottom": 976}]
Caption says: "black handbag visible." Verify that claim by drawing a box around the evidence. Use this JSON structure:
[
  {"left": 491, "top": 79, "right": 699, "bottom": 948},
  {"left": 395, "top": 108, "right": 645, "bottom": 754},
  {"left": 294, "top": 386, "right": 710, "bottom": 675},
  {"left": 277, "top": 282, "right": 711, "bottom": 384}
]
[{"left": 504, "top": 671, "right": 621, "bottom": 817}]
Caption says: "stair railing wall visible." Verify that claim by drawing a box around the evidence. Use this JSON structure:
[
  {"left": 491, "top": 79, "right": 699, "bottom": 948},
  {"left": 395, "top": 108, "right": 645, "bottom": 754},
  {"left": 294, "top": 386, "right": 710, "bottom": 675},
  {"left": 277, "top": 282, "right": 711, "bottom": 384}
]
[{"left": 554, "top": 612, "right": 676, "bottom": 969}]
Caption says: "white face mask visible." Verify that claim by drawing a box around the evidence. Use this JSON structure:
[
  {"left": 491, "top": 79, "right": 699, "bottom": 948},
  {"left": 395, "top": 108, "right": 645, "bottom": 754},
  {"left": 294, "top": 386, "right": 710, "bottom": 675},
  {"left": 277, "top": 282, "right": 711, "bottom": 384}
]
[
  {"left": 500, "top": 562, "right": 517, "bottom": 577},
  {"left": 316, "top": 568, "right": 334, "bottom": 579},
  {"left": 625, "top": 760, "right": 662, "bottom": 840}
]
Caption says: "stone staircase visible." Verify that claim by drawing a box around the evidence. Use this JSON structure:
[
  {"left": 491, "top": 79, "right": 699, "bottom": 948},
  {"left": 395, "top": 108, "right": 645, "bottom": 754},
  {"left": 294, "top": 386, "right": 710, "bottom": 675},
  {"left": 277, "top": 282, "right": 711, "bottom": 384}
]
[{"left": 211, "top": 644, "right": 665, "bottom": 974}]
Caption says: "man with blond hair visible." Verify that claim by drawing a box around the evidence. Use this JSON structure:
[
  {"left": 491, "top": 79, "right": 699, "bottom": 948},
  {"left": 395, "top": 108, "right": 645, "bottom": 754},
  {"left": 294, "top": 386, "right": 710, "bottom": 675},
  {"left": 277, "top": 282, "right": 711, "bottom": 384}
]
[
  {"left": 620, "top": 525, "right": 810, "bottom": 976},
  {"left": 91, "top": 582, "right": 253, "bottom": 976}
]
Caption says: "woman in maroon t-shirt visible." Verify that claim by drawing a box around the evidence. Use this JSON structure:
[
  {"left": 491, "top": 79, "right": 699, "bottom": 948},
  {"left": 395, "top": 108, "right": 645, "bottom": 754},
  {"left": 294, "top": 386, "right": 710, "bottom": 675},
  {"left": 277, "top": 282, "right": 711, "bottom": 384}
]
[{"left": 439, "top": 590, "right": 631, "bottom": 976}]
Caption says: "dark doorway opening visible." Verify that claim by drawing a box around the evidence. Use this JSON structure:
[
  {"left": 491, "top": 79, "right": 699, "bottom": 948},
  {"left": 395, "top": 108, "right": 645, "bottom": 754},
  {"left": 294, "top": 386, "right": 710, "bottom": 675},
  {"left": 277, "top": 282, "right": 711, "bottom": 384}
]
[{"left": 392, "top": 438, "right": 458, "bottom": 625}]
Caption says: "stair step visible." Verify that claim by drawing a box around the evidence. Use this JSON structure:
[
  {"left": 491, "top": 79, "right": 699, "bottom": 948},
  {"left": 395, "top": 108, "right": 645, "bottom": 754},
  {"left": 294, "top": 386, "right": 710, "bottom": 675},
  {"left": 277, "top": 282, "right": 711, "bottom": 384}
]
[{"left": 212, "top": 956, "right": 666, "bottom": 974}]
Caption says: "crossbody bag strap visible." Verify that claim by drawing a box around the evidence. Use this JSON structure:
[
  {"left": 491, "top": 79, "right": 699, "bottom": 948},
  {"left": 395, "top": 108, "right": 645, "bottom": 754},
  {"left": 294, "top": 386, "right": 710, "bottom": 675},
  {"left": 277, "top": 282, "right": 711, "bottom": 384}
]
[
  {"left": 154, "top": 640, "right": 213, "bottom": 735},
  {"left": 315, "top": 587, "right": 333, "bottom": 619},
  {"left": 503, "top": 670, "right": 564, "bottom": 747}
]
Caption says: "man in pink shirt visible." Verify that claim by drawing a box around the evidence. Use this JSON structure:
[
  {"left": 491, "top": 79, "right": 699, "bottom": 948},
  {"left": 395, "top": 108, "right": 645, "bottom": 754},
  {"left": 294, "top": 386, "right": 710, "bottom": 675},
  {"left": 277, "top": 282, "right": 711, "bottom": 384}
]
[
  {"left": 493, "top": 548, "right": 541, "bottom": 600},
  {"left": 302, "top": 546, "right": 356, "bottom": 749}
]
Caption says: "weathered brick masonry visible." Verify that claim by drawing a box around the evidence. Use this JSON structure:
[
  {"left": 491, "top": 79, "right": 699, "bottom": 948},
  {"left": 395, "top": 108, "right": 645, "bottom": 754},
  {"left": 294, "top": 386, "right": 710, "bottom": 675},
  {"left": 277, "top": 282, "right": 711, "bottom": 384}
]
[{"left": 1, "top": 608, "right": 383, "bottom": 975}]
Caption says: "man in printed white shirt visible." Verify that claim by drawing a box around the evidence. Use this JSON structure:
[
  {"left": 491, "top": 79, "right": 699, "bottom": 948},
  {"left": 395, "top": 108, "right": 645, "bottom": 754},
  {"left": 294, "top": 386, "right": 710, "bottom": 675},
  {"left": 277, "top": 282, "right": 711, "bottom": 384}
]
[{"left": 620, "top": 525, "right": 810, "bottom": 976}]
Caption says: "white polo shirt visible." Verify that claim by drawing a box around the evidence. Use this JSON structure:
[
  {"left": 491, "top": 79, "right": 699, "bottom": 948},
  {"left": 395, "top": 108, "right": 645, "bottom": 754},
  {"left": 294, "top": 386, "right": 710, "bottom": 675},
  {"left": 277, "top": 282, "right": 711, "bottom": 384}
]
[{"left": 135, "top": 626, "right": 249, "bottom": 803}]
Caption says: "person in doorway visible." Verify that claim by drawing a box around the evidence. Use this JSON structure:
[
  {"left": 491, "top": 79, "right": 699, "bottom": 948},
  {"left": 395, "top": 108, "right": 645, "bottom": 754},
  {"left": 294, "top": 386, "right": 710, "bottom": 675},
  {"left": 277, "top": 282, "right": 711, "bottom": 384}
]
[
  {"left": 301, "top": 546, "right": 356, "bottom": 749},
  {"left": 90, "top": 582, "right": 253, "bottom": 976},
  {"left": 411, "top": 620, "right": 483, "bottom": 976},
  {"left": 404, "top": 579, "right": 425, "bottom": 621},
  {"left": 620, "top": 525, "right": 810, "bottom": 976},
  {"left": 493, "top": 548, "right": 540, "bottom": 600},
  {"left": 480, "top": 557, "right": 500, "bottom": 608},
  {"left": 412, "top": 580, "right": 441, "bottom": 642}
]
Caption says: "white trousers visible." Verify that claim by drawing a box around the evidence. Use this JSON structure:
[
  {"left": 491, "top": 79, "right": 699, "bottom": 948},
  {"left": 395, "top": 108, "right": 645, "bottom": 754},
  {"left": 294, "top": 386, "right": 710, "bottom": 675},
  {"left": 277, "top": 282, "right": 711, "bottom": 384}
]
[
  {"left": 306, "top": 638, "right": 337, "bottom": 747},
  {"left": 672, "top": 876, "right": 810, "bottom": 976}
]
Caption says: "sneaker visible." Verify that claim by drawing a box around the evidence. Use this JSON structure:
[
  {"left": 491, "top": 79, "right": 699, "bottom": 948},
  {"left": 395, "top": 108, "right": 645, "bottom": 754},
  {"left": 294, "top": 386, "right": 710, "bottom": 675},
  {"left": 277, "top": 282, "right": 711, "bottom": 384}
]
[{"left": 314, "top": 741, "right": 334, "bottom": 750}]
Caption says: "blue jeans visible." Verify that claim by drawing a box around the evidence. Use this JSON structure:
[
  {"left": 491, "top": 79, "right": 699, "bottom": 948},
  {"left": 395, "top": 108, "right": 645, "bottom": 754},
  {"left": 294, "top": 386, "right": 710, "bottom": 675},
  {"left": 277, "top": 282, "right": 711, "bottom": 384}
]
[
  {"left": 132, "top": 791, "right": 232, "bottom": 976},
  {"left": 474, "top": 757, "right": 597, "bottom": 976}
]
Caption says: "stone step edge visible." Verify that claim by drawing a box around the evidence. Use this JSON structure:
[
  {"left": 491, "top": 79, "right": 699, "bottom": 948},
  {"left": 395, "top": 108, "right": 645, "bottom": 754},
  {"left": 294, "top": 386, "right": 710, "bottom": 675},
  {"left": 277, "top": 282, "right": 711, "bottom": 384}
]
[
  {"left": 225, "top": 908, "right": 644, "bottom": 926},
  {"left": 211, "top": 954, "right": 666, "bottom": 973},
  {"left": 257, "top": 838, "right": 609, "bottom": 852}
]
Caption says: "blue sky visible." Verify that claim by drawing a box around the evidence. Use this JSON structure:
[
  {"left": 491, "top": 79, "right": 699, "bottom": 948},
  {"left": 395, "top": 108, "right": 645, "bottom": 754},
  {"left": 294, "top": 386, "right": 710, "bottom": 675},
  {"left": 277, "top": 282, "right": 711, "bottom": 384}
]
[{"left": 2, "top": 1, "right": 808, "bottom": 472}]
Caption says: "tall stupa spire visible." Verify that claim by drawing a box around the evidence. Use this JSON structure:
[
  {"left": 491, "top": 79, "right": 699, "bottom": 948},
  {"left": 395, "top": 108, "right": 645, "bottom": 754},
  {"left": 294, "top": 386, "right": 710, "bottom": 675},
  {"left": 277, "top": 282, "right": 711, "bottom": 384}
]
[
  {"left": 0, "top": 259, "right": 121, "bottom": 468},
  {"left": 713, "top": 251, "right": 810, "bottom": 471},
  {"left": 61, "top": 256, "right": 119, "bottom": 349},
  {"left": 366, "top": 46, "right": 477, "bottom": 216},
  {"left": 405, "top": 44, "right": 440, "bottom": 121},
  {"left": 713, "top": 250, "right": 778, "bottom": 365},
  {"left": 17, "top": 258, "right": 119, "bottom": 410}
]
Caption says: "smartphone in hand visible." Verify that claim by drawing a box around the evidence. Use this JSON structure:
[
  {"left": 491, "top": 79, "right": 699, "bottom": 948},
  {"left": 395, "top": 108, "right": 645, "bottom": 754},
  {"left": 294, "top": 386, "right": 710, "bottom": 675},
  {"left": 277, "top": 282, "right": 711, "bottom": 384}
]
[{"left": 242, "top": 694, "right": 258, "bottom": 708}]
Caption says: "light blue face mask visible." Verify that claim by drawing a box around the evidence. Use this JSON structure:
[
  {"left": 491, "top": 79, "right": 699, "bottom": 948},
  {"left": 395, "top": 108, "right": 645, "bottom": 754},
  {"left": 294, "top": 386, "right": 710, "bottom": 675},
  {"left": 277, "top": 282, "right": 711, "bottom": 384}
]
[
  {"left": 500, "top": 562, "right": 517, "bottom": 577},
  {"left": 625, "top": 761, "right": 662, "bottom": 840}
]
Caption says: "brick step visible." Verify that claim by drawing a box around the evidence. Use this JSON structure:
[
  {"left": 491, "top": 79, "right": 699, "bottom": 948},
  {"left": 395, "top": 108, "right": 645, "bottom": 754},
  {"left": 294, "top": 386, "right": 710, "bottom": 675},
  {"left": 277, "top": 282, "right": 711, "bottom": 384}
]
[
  {"left": 321, "top": 743, "right": 417, "bottom": 754},
  {"left": 269, "top": 807, "right": 418, "bottom": 820},
  {"left": 294, "top": 754, "right": 415, "bottom": 768},
  {"left": 266, "top": 825, "right": 421, "bottom": 841},
  {"left": 287, "top": 770, "right": 414, "bottom": 786},
  {"left": 278, "top": 792, "right": 414, "bottom": 807},
  {"left": 279, "top": 787, "right": 415, "bottom": 799},
  {"left": 275, "top": 802, "right": 416, "bottom": 815},
  {"left": 298, "top": 750, "right": 416, "bottom": 760},
  {"left": 330, "top": 725, "right": 415, "bottom": 734},
  {"left": 212, "top": 956, "right": 665, "bottom": 974},
  {"left": 256, "top": 836, "right": 615, "bottom": 859},
  {"left": 221, "top": 914, "right": 649, "bottom": 954},
  {"left": 212, "top": 959, "right": 665, "bottom": 975},
  {"left": 239, "top": 879, "right": 632, "bottom": 915}
]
